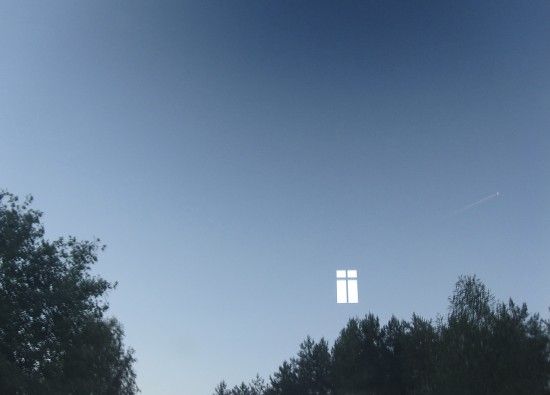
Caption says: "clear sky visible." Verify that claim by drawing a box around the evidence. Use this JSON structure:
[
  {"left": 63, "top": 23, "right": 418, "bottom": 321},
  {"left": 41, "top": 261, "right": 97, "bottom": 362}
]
[{"left": 1, "top": 1, "right": 549, "bottom": 393}]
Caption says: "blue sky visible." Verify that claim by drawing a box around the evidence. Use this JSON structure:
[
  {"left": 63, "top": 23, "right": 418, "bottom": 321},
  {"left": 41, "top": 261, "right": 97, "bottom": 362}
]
[{"left": 1, "top": 1, "right": 549, "bottom": 393}]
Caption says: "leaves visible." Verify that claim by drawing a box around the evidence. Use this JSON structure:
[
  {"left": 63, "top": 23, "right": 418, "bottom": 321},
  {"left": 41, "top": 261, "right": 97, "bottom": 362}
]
[{"left": 0, "top": 191, "right": 137, "bottom": 394}]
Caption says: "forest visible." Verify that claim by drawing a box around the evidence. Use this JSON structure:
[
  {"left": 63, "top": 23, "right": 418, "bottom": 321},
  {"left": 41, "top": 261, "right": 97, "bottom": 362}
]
[{"left": 214, "top": 277, "right": 550, "bottom": 395}]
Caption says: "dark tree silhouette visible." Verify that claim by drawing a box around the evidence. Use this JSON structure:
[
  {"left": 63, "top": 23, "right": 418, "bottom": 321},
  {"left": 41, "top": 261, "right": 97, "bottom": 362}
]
[
  {"left": 215, "top": 276, "right": 550, "bottom": 395},
  {"left": 214, "top": 381, "right": 230, "bottom": 395},
  {"left": 265, "top": 337, "right": 332, "bottom": 395},
  {"left": 0, "top": 191, "right": 137, "bottom": 394}
]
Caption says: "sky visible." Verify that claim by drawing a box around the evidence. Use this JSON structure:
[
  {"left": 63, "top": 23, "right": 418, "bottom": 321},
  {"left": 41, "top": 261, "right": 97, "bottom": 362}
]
[{"left": 1, "top": 1, "right": 549, "bottom": 393}]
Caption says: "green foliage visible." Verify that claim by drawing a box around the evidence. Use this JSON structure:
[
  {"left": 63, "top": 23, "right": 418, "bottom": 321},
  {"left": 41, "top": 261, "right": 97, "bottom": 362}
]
[
  {"left": 0, "top": 191, "right": 138, "bottom": 394},
  {"left": 215, "top": 276, "right": 550, "bottom": 395}
]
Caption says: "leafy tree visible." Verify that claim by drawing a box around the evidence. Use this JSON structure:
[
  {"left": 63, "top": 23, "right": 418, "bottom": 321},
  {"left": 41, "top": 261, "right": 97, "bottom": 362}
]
[
  {"left": 435, "top": 276, "right": 550, "bottom": 395},
  {"left": 0, "top": 191, "right": 137, "bottom": 394}
]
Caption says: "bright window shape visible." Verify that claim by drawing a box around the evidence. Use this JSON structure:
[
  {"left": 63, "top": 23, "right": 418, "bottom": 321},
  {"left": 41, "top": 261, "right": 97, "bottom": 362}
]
[{"left": 336, "top": 269, "right": 358, "bottom": 304}]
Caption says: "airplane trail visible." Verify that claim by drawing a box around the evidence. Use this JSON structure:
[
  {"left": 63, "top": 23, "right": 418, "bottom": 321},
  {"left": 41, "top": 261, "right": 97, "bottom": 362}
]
[{"left": 453, "top": 192, "right": 500, "bottom": 215}]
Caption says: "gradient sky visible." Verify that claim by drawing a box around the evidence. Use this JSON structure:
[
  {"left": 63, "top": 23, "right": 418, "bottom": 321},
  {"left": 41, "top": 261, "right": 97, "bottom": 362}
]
[{"left": 1, "top": 1, "right": 549, "bottom": 393}]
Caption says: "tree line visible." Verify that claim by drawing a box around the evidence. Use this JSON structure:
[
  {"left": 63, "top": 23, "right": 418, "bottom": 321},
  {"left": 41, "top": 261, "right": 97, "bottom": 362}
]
[
  {"left": 214, "top": 277, "right": 550, "bottom": 395},
  {"left": 2, "top": 190, "right": 549, "bottom": 394}
]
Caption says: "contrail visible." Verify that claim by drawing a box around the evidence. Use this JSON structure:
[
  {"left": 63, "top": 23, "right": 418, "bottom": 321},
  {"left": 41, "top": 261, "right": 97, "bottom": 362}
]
[{"left": 453, "top": 192, "right": 500, "bottom": 215}]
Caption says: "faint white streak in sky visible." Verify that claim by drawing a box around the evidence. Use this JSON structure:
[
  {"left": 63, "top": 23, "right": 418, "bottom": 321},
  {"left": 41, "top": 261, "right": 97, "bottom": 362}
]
[{"left": 453, "top": 192, "right": 500, "bottom": 216}]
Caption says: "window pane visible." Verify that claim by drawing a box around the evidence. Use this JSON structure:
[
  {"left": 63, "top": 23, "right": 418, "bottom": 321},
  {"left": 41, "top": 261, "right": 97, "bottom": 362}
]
[
  {"left": 336, "top": 270, "right": 346, "bottom": 278},
  {"left": 347, "top": 279, "right": 358, "bottom": 303},
  {"left": 347, "top": 269, "right": 357, "bottom": 278},
  {"left": 336, "top": 279, "right": 347, "bottom": 303}
]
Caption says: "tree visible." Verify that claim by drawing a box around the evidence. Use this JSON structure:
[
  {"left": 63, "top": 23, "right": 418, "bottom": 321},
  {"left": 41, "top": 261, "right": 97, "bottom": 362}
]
[
  {"left": 213, "top": 380, "right": 230, "bottom": 395},
  {"left": 435, "top": 275, "right": 550, "bottom": 395},
  {"left": 248, "top": 375, "right": 268, "bottom": 395},
  {"left": 266, "top": 361, "right": 300, "bottom": 395},
  {"left": 0, "top": 191, "right": 137, "bottom": 393},
  {"left": 332, "top": 314, "right": 387, "bottom": 394},
  {"left": 293, "top": 337, "right": 332, "bottom": 394},
  {"left": 399, "top": 314, "right": 437, "bottom": 394}
]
